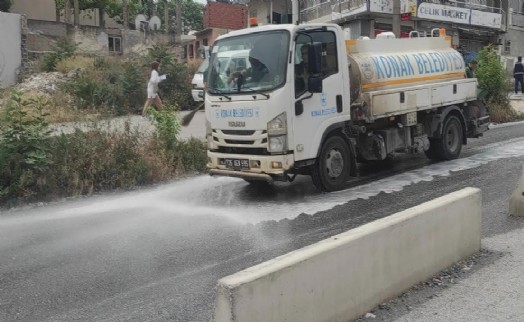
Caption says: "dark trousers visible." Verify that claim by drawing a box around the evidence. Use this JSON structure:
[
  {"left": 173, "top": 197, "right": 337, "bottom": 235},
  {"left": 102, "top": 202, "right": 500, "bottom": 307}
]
[{"left": 516, "top": 75, "right": 524, "bottom": 94}]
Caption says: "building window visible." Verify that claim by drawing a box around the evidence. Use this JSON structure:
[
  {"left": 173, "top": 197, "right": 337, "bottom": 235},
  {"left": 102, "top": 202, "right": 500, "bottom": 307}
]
[
  {"left": 203, "top": 38, "right": 208, "bottom": 46},
  {"left": 505, "top": 40, "right": 511, "bottom": 53},
  {"left": 108, "top": 37, "right": 122, "bottom": 53}
]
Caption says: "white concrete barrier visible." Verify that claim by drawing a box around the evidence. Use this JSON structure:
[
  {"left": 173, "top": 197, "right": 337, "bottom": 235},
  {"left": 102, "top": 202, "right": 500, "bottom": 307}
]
[{"left": 214, "top": 187, "right": 481, "bottom": 322}]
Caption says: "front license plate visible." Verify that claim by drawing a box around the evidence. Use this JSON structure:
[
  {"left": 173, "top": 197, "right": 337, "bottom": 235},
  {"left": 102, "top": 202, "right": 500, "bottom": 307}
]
[{"left": 224, "top": 158, "right": 249, "bottom": 169}]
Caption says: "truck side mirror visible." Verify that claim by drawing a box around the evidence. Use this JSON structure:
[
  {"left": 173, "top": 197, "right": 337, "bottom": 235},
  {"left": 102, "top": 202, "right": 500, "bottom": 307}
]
[{"left": 295, "top": 100, "right": 304, "bottom": 116}]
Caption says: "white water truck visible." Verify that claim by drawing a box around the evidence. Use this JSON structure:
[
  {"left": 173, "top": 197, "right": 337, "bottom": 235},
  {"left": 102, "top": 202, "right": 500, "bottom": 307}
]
[{"left": 204, "top": 23, "right": 489, "bottom": 191}]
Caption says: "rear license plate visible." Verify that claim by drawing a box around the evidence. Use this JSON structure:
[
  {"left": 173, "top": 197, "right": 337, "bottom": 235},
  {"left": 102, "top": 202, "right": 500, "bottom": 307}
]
[{"left": 224, "top": 158, "right": 249, "bottom": 169}]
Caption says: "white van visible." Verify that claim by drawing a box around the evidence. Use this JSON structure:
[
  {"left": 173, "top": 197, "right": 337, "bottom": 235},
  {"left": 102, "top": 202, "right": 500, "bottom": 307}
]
[{"left": 191, "top": 59, "right": 208, "bottom": 102}]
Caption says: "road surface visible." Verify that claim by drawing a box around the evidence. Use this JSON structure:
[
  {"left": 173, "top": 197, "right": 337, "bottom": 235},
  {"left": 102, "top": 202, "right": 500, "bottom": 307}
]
[{"left": 1, "top": 122, "right": 524, "bottom": 322}]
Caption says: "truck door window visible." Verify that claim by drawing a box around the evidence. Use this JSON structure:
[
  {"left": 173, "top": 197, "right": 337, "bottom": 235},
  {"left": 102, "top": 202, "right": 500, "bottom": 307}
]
[{"left": 295, "top": 30, "right": 338, "bottom": 97}]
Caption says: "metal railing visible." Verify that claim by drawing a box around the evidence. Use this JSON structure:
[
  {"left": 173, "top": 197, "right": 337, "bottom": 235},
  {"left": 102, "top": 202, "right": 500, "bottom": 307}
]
[
  {"left": 299, "top": 0, "right": 333, "bottom": 22},
  {"left": 442, "top": 0, "right": 502, "bottom": 13}
]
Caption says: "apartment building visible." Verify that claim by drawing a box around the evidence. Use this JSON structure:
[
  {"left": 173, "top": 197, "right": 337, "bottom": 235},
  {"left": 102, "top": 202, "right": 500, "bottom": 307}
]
[
  {"left": 298, "top": 0, "right": 524, "bottom": 66},
  {"left": 501, "top": 0, "right": 524, "bottom": 71}
]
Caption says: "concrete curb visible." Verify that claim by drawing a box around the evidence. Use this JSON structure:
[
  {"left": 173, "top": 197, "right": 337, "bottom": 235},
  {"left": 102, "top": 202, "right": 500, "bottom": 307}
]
[{"left": 213, "top": 187, "right": 482, "bottom": 322}]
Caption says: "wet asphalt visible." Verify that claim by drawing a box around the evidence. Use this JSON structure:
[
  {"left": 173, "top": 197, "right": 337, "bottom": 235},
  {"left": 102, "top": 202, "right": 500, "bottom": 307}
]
[{"left": 1, "top": 122, "right": 524, "bottom": 322}]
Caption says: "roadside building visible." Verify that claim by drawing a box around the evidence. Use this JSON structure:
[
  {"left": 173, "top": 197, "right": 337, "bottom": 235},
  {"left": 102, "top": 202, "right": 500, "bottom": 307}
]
[
  {"left": 183, "top": 1, "right": 248, "bottom": 60},
  {"left": 500, "top": 0, "right": 524, "bottom": 73},
  {"left": 8, "top": 0, "right": 174, "bottom": 56}
]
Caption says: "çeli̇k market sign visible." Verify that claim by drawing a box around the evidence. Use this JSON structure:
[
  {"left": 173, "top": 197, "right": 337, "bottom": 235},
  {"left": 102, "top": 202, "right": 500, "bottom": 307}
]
[{"left": 417, "top": 2, "right": 471, "bottom": 24}]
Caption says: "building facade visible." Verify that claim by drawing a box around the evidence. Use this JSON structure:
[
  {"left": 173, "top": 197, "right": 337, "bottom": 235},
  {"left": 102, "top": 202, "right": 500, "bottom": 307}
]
[
  {"left": 501, "top": 0, "right": 524, "bottom": 72},
  {"left": 184, "top": 1, "right": 248, "bottom": 60},
  {"left": 299, "top": 0, "right": 523, "bottom": 66}
]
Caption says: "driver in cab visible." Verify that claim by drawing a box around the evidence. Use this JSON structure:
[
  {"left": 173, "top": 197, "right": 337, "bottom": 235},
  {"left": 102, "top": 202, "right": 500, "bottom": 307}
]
[
  {"left": 295, "top": 44, "right": 310, "bottom": 94},
  {"left": 227, "top": 48, "right": 270, "bottom": 87}
]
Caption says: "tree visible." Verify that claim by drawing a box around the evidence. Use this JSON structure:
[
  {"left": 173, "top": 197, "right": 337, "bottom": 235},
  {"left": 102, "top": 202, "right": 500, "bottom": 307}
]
[
  {"left": 476, "top": 45, "right": 509, "bottom": 103},
  {"left": 157, "top": 0, "right": 204, "bottom": 34},
  {"left": 0, "top": 0, "right": 12, "bottom": 12},
  {"left": 55, "top": 0, "right": 120, "bottom": 26}
]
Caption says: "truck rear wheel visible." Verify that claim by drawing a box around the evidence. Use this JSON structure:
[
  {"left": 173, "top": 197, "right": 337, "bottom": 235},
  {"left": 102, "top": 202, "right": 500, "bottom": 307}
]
[
  {"left": 425, "top": 115, "right": 463, "bottom": 161},
  {"left": 311, "top": 135, "right": 351, "bottom": 192}
]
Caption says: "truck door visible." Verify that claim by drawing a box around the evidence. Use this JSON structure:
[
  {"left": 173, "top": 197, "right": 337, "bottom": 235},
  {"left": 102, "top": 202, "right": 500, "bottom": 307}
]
[{"left": 292, "top": 28, "right": 347, "bottom": 162}]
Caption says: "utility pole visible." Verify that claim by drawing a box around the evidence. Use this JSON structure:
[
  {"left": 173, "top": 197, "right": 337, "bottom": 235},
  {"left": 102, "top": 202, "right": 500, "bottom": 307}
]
[
  {"left": 65, "top": 0, "right": 71, "bottom": 24},
  {"left": 393, "top": 0, "right": 400, "bottom": 38},
  {"left": 176, "top": 0, "right": 182, "bottom": 41},
  {"left": 123, "top": 0, "right": 129, "bottom": 29},
  {"left": 74, "top": 0, "right": 80, "bottom": 26},
  {"left": 164, "top": 0, "right": 169, "bottom": 32}
]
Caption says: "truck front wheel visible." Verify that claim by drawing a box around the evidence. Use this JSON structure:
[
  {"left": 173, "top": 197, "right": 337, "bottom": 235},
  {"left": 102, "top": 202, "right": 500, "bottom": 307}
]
[
  {"left": 425, "top": 115, "right": 463, "bottom": 161},
  {"left": 311, "top": 135, "right": 351, "bottom": 192}
]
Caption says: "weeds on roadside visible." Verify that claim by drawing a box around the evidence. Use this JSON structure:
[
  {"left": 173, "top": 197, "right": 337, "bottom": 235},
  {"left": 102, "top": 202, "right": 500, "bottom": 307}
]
[
  {"left": 475, "top": 45, "right": 518, "bottom": 123},
  {"left": 42, "top": 38, "right": 78, "bottom": 72},
  {"left": 0, "top": 91, "right": 52, "bottom": 199},
  {"left": 0, "top": 92, "right": 207, "bottom": 206}
]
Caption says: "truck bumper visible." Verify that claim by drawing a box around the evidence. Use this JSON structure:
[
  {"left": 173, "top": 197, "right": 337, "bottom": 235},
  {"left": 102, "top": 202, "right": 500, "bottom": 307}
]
[{"left": 207, "top": 152, "right": 295, "bottom": 182}]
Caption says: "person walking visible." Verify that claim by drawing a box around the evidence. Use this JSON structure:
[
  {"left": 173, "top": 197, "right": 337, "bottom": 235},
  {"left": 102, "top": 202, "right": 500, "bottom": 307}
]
[
  {"left": 514, "top": 56, "right": 524, "bottom": 95},
  {"left": 142, "top": 61, "right": 167, "bottom": 116}
]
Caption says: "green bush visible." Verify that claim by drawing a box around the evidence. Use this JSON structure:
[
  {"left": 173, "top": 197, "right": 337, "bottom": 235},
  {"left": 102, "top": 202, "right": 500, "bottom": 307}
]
[
  {"left": 0, "top": 91, "right": 52, "bottom": 199},
  {"left": 121, "top": 62, "right": 147, "bottom": 113},
  {"left": 42, "top": 38, "right": 78, "bottom": 72},
  {"left": 49, "top": 126, "right": 151, "bottom": 194},
  {"left": 64, "top": 58, "right": 146, "bottom": 115},
  {"left": 476, "top": 45, "right": 509, "bottom": 103},
  {"left": 174, "top": 138, "right": 208, "bottom": 173},
  {"left": 149, "top": 108, "right": 180, "bottom": 152},
  {"left": 0, "top": 91, "right": 207, "bottom": 205}
]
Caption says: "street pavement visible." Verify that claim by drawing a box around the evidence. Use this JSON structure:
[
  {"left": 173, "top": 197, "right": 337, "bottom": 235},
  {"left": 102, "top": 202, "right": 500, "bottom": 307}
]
[
  {"left": 393, "top": 225, "right": 524, "bottom": 322},
  {"left": 183, "top": 105, "right": 524, "bottom": 321},
  {"left": 10, "top": 104, "right": 524, "bottom": 322},
  {"left": 510, "top": 93, "right": 524, "bottom": 115}
]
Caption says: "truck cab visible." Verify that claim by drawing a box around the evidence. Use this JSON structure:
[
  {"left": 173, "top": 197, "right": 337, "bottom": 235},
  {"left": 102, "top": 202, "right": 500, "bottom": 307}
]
[{"left": 205, "top": 24, "right": 353, "bottom": 191}]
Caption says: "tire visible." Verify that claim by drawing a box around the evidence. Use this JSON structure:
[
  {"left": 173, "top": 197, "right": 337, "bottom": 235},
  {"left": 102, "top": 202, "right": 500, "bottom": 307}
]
[
  {"left": 311, "top": 135, "right": 351, "bottom": 192},
  {"left": 425, "top": 115, "right": 463, "bottom": 161}
]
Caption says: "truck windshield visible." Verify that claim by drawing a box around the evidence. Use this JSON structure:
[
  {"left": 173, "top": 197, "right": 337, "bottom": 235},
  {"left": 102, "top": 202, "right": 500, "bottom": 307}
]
[{"left": 207, "top": 30, "right": 290, "bottom": 95}]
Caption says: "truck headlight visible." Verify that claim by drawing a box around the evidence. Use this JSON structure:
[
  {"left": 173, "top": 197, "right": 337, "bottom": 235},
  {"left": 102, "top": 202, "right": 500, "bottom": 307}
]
[
  {"left": 267, "top": 112, "right": 287, "bottom": 136},
  {"left": 267, "top": 112, "right": 287, "bottom": 152},
  {"left": 206, "top": 119, "right": 214, "bottom": 149},
  {"left": 205, "top": 119, "right": 212, "bottom": 137},
  {"left": 269, "top": 136, "right": 286, "bottom": 152}
]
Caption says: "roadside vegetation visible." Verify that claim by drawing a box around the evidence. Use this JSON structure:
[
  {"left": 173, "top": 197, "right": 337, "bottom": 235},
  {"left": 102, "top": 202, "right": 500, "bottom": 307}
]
[
  {"left": 0, "top": 90, "right": 207, "bottom": 206},
  {"left": 0, "top": 40, "right": 206, "bottom": 207},
  {"left": 476, "top": 45, "right": 522, "bottom": 123}
]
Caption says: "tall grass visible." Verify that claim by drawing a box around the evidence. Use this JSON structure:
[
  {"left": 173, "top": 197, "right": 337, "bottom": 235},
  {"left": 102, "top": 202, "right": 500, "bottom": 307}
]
[{"left": 0, "top": 91, "right": 207, "bottom": 206}]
